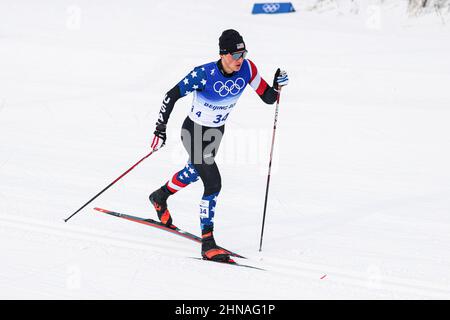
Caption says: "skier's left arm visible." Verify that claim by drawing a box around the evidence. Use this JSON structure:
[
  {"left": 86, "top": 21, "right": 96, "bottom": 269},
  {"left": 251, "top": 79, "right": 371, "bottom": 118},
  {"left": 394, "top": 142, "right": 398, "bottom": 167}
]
[{"left": 247, "top": 59, "right": 289, "bottom": 105}]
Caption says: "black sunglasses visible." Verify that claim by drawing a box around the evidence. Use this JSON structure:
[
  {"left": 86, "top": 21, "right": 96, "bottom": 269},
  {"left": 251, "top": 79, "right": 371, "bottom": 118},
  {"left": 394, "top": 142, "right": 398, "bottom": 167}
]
[{"left": 230, "top": 50, "right": 247, "bottom": 60}]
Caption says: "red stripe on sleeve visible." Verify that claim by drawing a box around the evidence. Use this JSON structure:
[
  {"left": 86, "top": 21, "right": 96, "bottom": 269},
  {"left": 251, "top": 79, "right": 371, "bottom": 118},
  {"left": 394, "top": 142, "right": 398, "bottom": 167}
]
[
  {"left": 256, "top": 79, "right": 268, "bottom": 96},
  {"left": 247, "top": 59, "right": 258, "bottom": 83}
]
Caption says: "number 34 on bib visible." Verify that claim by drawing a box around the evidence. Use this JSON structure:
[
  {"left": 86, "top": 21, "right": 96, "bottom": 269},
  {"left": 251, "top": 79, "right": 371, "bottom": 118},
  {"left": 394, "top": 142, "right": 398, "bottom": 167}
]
[{"left": 194, "top": 111, "right": 230, "bottom": 124}]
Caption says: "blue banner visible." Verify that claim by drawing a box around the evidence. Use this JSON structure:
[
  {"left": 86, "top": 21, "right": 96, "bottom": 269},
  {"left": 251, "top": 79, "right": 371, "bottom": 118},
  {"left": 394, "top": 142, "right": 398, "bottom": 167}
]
[{"left": 252, "top": 2, "right": 295, "bottom": 14}]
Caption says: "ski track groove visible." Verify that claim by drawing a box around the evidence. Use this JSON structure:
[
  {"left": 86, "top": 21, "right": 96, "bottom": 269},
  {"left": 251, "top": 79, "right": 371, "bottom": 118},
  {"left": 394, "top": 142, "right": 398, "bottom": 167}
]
[
  {"left": 261, "top": 257, "right": 450, "bottom": 299},
  {"left": 1, "top": 214, "right": 449, "bottom": 298},
  {"left": 0, "top": 213, "right": 194, "bottom": 258}
]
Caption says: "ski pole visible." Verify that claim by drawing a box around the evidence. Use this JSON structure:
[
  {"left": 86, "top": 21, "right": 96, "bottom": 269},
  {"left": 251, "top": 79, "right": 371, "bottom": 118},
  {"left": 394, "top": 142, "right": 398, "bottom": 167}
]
[
  {"left": 259, "top": 88, "right": 282, "bottom": 252},
  {"left": 64, "top": 149, "right": 157, "bottom": 222}
]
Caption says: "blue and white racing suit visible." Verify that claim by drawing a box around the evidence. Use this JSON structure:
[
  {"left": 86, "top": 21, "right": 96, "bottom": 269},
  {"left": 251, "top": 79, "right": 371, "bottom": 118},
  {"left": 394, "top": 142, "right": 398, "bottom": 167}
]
[{"left": 155, "top": 58, "right": 278, "bottom": 232}]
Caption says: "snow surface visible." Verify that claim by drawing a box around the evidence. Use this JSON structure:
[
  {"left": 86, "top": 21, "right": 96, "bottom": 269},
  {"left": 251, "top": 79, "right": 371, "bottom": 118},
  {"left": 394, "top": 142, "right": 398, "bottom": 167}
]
[{"left": 1, "top": 0, "right": 450, "bottom": 299}]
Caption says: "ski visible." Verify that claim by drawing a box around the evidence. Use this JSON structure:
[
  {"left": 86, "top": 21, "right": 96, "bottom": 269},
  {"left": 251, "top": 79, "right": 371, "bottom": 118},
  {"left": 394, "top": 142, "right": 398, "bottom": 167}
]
[
  {"left": 93, "top": 207, "right": 245, "bottom": 259},
  {"left": 190, "top": 257, "right": 266, "bottom": 271}
]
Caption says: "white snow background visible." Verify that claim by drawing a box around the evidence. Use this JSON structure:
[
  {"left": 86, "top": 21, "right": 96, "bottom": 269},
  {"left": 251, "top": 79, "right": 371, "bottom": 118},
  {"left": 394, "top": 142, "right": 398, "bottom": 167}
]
[{"left": 0, "top": 0, "right": 449, "bottom": 299}]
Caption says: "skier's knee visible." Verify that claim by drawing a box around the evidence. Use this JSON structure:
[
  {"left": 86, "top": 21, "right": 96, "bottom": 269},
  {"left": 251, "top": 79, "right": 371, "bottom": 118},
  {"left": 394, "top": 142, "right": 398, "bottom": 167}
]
[{"left": 204, "top": 180, "right": 221, "bottom": 196}]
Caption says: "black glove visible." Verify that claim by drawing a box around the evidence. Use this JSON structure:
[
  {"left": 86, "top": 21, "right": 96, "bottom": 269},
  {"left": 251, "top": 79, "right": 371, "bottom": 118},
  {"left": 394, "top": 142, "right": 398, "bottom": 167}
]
[
  {"left": 151, "top": 122, "right": 167, "bottom": 150},
  {"left": 272, "top": 68, "right": 289, "bottom": 91}
]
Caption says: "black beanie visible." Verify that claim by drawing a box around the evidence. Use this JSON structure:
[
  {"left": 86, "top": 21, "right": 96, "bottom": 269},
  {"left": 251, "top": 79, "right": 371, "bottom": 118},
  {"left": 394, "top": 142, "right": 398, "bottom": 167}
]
[{"left": 219, "top": 29, "right": 246, "bottom": 54}]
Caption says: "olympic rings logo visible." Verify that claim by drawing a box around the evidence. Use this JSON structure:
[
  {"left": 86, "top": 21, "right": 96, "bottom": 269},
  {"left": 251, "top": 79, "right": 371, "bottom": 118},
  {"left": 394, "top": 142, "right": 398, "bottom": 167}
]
[
  {"left": 262, "top": 3, "right": 280, "bottom": 13},
  {"left": 213, "top": 78, "right": 245, "bottom": 97}
]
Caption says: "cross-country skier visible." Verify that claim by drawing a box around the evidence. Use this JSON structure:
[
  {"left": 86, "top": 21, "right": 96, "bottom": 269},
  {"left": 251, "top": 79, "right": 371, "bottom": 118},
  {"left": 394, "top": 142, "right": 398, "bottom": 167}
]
[{"left": 149, "top": 29, "right": 289, "bottom": 262}]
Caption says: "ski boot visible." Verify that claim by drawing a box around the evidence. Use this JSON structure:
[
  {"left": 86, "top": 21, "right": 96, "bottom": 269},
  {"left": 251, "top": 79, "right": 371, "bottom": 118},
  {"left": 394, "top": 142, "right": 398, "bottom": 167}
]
[
  {"left": 149, "top": 187, "right": 173, "bottom": 227},
  {"left": 201, "top": 228, "right": 232, "bottom": 262}
]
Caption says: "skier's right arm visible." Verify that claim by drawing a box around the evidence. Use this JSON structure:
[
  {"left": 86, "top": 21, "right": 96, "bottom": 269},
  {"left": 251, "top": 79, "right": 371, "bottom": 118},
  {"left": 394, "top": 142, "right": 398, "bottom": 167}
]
[
  {"left": 151, "top": 66, "right": 206, "bottom": 151},
  {"left": 150, "top": 84, "right": 182, "bottom": 151},
  {"left": 157, "top": 84, "right": 182, "bottom": 126}
]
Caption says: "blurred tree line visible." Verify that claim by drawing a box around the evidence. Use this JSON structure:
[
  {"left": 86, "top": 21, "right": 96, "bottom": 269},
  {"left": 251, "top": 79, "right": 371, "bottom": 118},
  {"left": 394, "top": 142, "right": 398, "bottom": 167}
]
[
  {"left": 408, "top": 0, "right": 450, "bottom": 16},
  {"left": 308, "top": 0, "right": 449, "bottom": 16}
]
